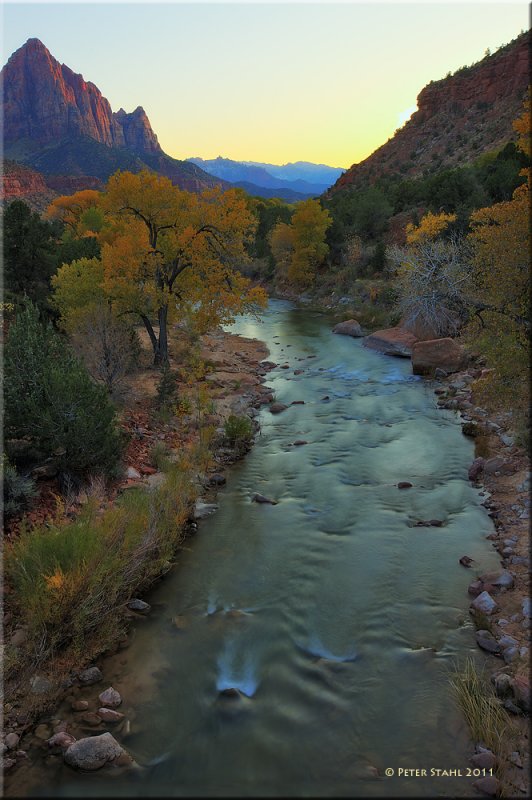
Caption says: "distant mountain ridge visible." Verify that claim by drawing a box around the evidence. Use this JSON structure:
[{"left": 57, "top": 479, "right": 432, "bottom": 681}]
[
  {"left": 328, "top": 32, "right": 529, "bottom": 196},
  {"left": 1, "top": 38, "right": 226, "bottom": 193},
  {"left": 187, "top": 156, "right": 344, "bottom": 198}
]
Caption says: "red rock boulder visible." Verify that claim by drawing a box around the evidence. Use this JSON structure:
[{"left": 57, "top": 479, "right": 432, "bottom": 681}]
[
  {"left": 362, "top": 327, "right": 418, "bottom": 358},
  {"left": 411, "top": 338, "right": 466, "bottom": 376}
]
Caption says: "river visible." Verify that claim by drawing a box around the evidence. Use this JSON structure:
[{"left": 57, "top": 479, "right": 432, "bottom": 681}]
[{"left": 14, "top": 300, "right": 501, "bottom": 797}]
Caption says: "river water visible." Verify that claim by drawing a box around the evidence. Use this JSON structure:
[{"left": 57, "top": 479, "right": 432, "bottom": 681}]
[{"left": 16, "top": 300, "right": 501, "bottom": 798}]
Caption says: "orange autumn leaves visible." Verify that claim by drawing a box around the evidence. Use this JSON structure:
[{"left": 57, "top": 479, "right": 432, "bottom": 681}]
[{"left": 50, "top": 171, "right": 267, "bottom": 363}]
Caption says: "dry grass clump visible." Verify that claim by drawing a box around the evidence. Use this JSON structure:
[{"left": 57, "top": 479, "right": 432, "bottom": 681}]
[{"left": 449, "top": 657, "right": 517, "bottom": 766}]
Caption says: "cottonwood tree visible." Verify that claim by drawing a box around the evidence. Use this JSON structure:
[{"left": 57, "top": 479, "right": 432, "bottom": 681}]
[
  {"left": 51, "top": 170, "right": 267, "bottom": 365},
  {"left": 269, "top": 199, "right": 332, "bottom": 288}
]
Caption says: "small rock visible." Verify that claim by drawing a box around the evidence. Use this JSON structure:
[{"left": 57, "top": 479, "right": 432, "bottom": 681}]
[
  {"left": 5, "top": 733, "right": 20, "bottom": 750},
  {"left": 10, "top": 629, "right": 27, "bottom": 647},
  {"left": 332, "top": 319, "right": 363, "bottom": 337},
  {"left": 269, "top": 402, "right": 288, "bottom": 414},
  {"left": 509, "top": 751, "right": 523, "bottom": 768},
  {"left": 208, "top": 474, "right": 226, "bottom": 486},
  {"left": 511, "top": 675, "right": 530, "bottom": 711},
  {"left": 491, "top": 672, "right": 513, "bottom": 697},
  {"left": 34, "top": 724, "right": 51, "bottom": 740},
  {"left": 4, "top": 758, "right": 15, "bottom": 770},
  {"left": 472, "top": 776, "right": 500, "bottom": 796},
  {"left": 470, "top": 751, "right": 496, "bottom": 769},
  {"left": 127, "top": 599, "right": 151, "bottom": 613},
  {"left": 219, "top": 688, "right": 241, "bottom": 699},
  {"left": 522, "top": 598, "right": 530, "bottom": 618},
  {"left": 459, "top": 556, "right": 475, "bottom": 568},
  {"left": 97, "top": 708, "right": 124, "bottom": 723},
  {"left": 468, "top": 458, "right": 485, "bottom": 481},
  {"left": 503, "top": 698, "right": 522, "bottom": 715},
  {"left": 468, "top": 580, "right": 483, "bottom": 597},
  {"left": 292, "top": 440, "right": 308, "bottom": 446},
  {"left": 71, "top": 700, "right": 89, "bottom": 712},
  {"left": 81, "top": 712, "right": 102, "bottom": 727},
  {"left": 78, "top": 666, "right": 103, "bottom": 685},
  {"left": 470, "top": 592, "right": 497, "bottom": 615},
  {"left": 64, "top": 732, "right": 131, "bottom": 771},
  {"left": 291, "top": 400, "right": 305, "bottom": 405},
  {"left": 397, "top": 481, "right": 413, "bottom": 489},
  {"left": 98, "top": 687, "right": 122, "bottom": 708},
  {"left": 30, "top": 675, "right": 52, "bottom": 694},
  {"left": 498, "top": 635, "right": 518, "bottom": 649},
  {"left": 252, "top": 493, "right": 278, "bottom": 505},
  {"left": 293, "top": 369, "right": 304, "bottom": 375},
  {"left": 475, "top": 630, "right": 501, "bottom": 654},
  {"left": 48, "top": 732, "right": 76, "bottom": 749},
  {"left": 478, "top": 570, "right": 514, "bottom": 590}
]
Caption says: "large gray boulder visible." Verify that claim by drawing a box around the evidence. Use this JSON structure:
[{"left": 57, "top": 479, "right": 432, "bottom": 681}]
[
  {"left": 64, "top": 733, "right": 131, "bottom": 771},
  {"left": 332, "top": 319, "right": 363, "bottom": 337}
]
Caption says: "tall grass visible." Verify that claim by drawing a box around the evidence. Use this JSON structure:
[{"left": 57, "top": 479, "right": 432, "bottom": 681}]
[
  {"left": 449, "top": 657, "right": 517, "bottom": 763},
  {"left": 4, "top": 454, "right": 198, "bottom": 673}
]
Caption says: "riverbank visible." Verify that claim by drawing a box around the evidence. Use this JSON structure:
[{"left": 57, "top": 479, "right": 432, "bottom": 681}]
[{"left": 2, "top": 323, "right": 272, "bottom": 785}]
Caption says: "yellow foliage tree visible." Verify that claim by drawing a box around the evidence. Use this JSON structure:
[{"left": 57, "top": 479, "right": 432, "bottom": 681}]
[
  {"left": 45, "top": 189, "right": 104, "bottom": 235},
  {"left": 269, "top": 199, "right": 331, "bottom": 289},
  {"left": 51, "top": 170, "right": 267, "bottom": 364},
  {"left": 405, "top": 211, "right": 457, "bottom": 245}
]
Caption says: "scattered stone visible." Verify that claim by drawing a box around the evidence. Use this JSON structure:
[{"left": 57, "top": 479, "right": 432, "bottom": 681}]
[
  {"left": 478, "top": 570, "right": 514, "bottom": 590},
  {"left": 461, "top": 421, "right": 480, "bottom": 437},
  {"left": 97, "top": 708, "right": 124, "bottom": 723},
  {"left": 434, "top": 367, "right": 448, "bottom": 380},
  {"left": 509, "top": 751, "right": 523, "bottom": 768},
  {"left": 414, "top": 519, "right": 443, "bottom": 527},
  {"left": 293, "top": 369, "right": 304, "bottom": 375},
  {"left": 280, "top": 363, "right": 290, "bottom": 369},
  {"left": 125, "top": 467, "right": 142, "bottom": 480},
  {"left": 48, "top": 732, "right": 76, "bottom": 749},
  {"left": 81, "top": 713, "right": 102, "bottom": 727},
  {"left": 459, "top": 556, "right": 475, "bottom": 568},
  {"left": 269, "top": 402, "right": 288, "bottom": 414},
  {"left": 252, "top": 493, "right": 278, "bottom": 505},
  {"left": 5, "top": 733, "right": 20, "bottom": 750},
  {"left": 292, "top": 440, "right": 308, "bottom": 446},
  {"left": 291, "top": 400, "right": 305, "bottom": 405},
  {"left": 498, "top": 635, "right": 518, "bottom": 649},
  {"left": 475, "top": 630, "right": 501, "bottom": 654},
  {"left": 397, "top": 481, "right": 413, "bottom": 489},
  {"left": 468, "top": 580, "right": 483, "bottom": 596},
  {"left": 71, "top": 700, "right": 89, "bottom": 712},
  {"left": 34, "top": 724, "right": 51, "bottom": 740},
  {"left": 511, "top": 675, "right": 530, "bottom": 711},
  {"left": 491, "top": 672, "right": 513, "bottom": 698},
  {"left": 470, "top": 751, "right": 496, "bottom": 769},
  {"left": 219, "top": 688, "right": 241, "bottom": 699},
  {"left": 503, "top": 647, "right": 518, "bottom": 663},
  {"left": 483, "top": 457, "right": 515, "bottom": 475},
  {"left": 332, "top": 319, "right": 363, "bottom": 337},
  {"left": 4, "top": 758, "right": 16, "bottom": 770},
  {"left": 208, "top": 474, "right": 226, "bottom": 486},
  {"left": 470, "top": 592, "right": 497, "bottom": 615},
  {"left": 78, "top": 667, "right": 103, "bottom": 685},
  {"left": 30, "top": 675, "right": 52, "bottom": 694},
  {"left": 64, "top": 732, "right": 131, "bottom": 771},
  {"left": 98, "top": 687, "right": 122, "bottom": 708},
  {"left": 127, "top": 599, "right": 151, "bottom": 613},
  {"left": 321, "top": 396, "right": 330, "bottom": 401},
  {"left": 472, "top": 776, "right": 500, "bottom": 796},
  {"left": 522, "top": 598, "right": 531, "bottom": 618},
  {"left": 468, "top": 458, "right": 485, "bottom": 481},
  {"left": 503, "top": 699, "right": 522, "bottom": 715}
]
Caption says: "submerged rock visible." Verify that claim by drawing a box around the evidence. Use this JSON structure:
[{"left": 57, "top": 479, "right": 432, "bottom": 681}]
[
  {"left": 269, "top": 402, "right": 288, "bottom": 414},
  {"left": 97, "top": 708, "right": 124, "bottom": 723},
  {"left": 64, "top": 732, "right": 131, "bottom": 771},
  {"left": 397, "top": 481, "right": 413, "bottom": 489},
  {"left": 127, "top": 599, "right": 151, "bottom": 613},
  {"left": 193, "top": 501, "right": 218, "bottom": 520},
  {"left": 48, "top": 732, "right": 76, "bottom": 750},
  {"left": 252, "top": 493, "right": 278, "bottom": 505}
]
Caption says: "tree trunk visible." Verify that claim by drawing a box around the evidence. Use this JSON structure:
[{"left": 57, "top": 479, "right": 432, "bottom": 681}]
[
  {"left": 140, "top": 314, "right": 160, "bottom": 363},
  {"left": 154, "top": 304, "right": 169, "bottom": 366}
]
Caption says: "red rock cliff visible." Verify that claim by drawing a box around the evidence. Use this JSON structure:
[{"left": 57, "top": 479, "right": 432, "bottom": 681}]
[{"left": 329, "top": 32, "right": 530, "bottom": 195}]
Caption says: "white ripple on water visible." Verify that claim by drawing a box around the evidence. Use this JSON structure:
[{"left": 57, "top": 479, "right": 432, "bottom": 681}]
[
  {"left": 215, "top": 637, "right": 259, "bottom": 697},
  {"left": 296, "top": 634, "right": 359, "bottom": 663}
]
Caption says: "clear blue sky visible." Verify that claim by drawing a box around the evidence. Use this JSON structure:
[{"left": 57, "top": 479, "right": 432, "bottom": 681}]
[{"left": 2, "top": 2, "right": 529, "bottom": 167}]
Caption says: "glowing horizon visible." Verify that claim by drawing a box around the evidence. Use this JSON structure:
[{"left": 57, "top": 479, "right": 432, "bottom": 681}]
[{"left": 2, "top": 2, "right": 528, "bottom": 168}]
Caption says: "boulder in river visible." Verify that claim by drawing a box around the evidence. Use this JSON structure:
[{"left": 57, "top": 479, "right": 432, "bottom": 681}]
[
  {"left": 64, "top": 732, "right": 132, "bottom": 771},
  {"left": 397, "top": 481, "right": 413, "bottom": 489},
  {"left": 470, "top": 591, "right": 498, "bottom": 615},
  {"left": 332, "top": 319, "right": 363, "bottom": 337},
  {"left": 193, "top": 501, "right": 219, "bottom": 520},
  {"left": 269, "top": 402, "right": 288, "bottom": 414},
  {"left": 48, "top": 732, "right": 76, "bottom": 750},
  {"left": 478, "top": 570, "right": 514, "bottom": 591},
  {"left": 127, "top": 598, "right": 151, "bottom": 613},
  {"left": 363, "top": 327, "right": 418, "bottom": 357},
  {"left": 97, "top": 708, "right": 125, "bottom": 723},
  {"left": 411, "top": 338, "right": 466, "bottom": 376},
  {"left": 252, "top": 493, "right": 278, "bottom": 505}
]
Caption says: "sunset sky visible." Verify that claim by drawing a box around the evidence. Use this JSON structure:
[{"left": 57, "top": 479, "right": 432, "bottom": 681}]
[{"left": 2, "top": 1, "right": 528, "bottom": 168}]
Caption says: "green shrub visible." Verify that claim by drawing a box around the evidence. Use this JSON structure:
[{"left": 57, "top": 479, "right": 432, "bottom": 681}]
[
  {"left": 4, "top": 303, "right": 124, "bottom": 476},
  {"left": 224, "top": 414, "right": 253, "bottom": 450},
  {"left": 4, "top": 455, "right": 198, "bottom": 666},
  {"left": 156, "top": 365, "right": 179, "bottom": 411},
  {"left": 2, "top": 456, "right": 38, "bottom": 518}
]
